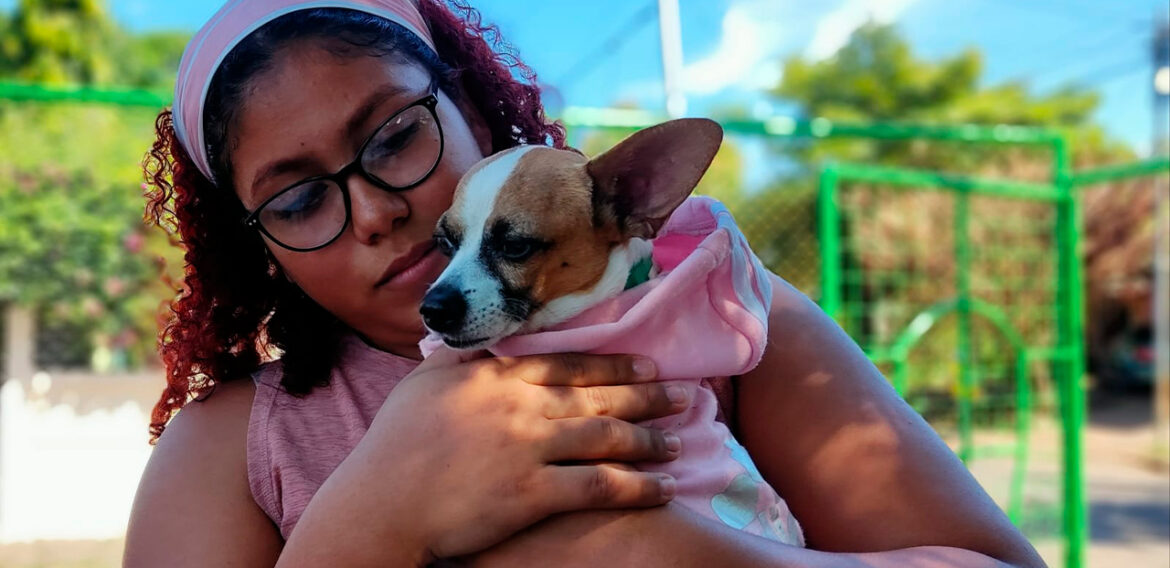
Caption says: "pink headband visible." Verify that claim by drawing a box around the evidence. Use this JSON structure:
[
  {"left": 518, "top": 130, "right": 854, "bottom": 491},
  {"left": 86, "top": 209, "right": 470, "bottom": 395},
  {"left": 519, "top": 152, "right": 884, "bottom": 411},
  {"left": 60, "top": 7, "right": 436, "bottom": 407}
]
[{"left": 173, "top": 0, "right": 436, "bottom": 183}]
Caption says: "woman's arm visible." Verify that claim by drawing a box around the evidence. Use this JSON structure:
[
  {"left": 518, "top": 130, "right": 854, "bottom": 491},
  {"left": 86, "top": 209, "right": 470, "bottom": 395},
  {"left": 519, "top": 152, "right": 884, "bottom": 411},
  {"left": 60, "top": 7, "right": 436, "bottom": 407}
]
[
  {"left": 124, "top": 350, "right": 693, "bottom": 567},
  {"left": 123, "top": 379, "right": 284, "bottom": 567},
  {"left": 470, "top": 503, "right": 1025, "bottom": 568},
  {"left": 733, "top": 275, "right": 1044, "bottom": 566},
  {"left": 467, "top": 274, "right": 1045, "bottom": 567}
]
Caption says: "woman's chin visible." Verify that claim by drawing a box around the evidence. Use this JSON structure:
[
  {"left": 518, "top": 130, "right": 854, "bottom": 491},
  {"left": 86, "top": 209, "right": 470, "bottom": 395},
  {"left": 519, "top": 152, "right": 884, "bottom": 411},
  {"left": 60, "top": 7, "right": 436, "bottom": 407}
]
[{"left": 340, "top": 304, "right": 427, "bottom": 355}]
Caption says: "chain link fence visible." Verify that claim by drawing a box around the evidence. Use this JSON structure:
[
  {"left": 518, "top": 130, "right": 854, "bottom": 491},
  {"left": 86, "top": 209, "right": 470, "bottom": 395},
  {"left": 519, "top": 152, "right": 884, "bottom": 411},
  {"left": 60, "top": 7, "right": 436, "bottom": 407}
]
[{"left": 830, "top": 177, "right": 1065, "bottom": 539}]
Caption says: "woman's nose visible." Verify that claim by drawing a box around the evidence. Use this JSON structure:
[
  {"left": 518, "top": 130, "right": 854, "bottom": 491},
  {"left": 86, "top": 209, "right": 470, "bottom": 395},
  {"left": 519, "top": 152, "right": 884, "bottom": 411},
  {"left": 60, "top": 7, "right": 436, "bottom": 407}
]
[{"left": 347, "top": 175, "right": 410, "bottom": 245}]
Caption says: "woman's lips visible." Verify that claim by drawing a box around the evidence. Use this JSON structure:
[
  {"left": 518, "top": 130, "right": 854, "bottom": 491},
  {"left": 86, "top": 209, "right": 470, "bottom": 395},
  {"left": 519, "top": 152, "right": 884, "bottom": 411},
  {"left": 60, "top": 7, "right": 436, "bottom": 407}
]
[{"left": 375, "top": 242, "right": 442, "bottom": 288}]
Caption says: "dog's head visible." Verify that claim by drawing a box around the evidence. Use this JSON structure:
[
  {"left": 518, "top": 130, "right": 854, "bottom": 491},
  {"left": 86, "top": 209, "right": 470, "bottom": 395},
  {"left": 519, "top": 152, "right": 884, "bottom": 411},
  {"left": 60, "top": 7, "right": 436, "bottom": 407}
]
[{"left": 421, "top": 118, "right": 723, "bottom": 349}]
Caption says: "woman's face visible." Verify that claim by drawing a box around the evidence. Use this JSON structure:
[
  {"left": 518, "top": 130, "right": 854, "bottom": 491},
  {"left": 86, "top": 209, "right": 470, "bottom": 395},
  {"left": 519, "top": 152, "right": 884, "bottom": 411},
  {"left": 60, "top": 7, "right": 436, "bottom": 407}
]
[{"left": 229, "top": 40, "right": 490, "bottom": 356}]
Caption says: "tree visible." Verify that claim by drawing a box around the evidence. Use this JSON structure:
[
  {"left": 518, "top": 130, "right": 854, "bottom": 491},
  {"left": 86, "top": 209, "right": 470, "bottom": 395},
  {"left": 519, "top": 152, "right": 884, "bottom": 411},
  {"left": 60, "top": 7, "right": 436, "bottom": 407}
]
[
  {"left": 772, "top": 22, "right": 1127, "bottom": 172},
  {"left": 118, "top": 32, "right": 188, "bottom": 90},
  {"left": 745, "top": 23, "right": 1135, "bottom": 295},
  {"left": 0, "top": 166, "right": 159, "bottom": 368},
  {"left": 0, "top": 0, "right": 118, "bottom": 84},
  {"left": 0, "top": 0, "right": 186, "bottom": 369},
  {"left": 740, "top": 22, "right": 1145, "bottom": 397},
  {"left": 0, "top": 0, "right": 187, "bottom": 88}
]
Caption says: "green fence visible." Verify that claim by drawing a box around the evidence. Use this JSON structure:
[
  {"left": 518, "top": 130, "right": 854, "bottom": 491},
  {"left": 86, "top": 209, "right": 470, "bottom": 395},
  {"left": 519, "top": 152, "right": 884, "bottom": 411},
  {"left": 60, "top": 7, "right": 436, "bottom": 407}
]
[
  {"left": 563, "top": 106, "right": 1169, "bottom": 568},
  {"left": 4, "top": 82, "right": 1169, "bottom": 568},
  {"left": 820, "top": 156, "right": 1167, "bottom": 568}
]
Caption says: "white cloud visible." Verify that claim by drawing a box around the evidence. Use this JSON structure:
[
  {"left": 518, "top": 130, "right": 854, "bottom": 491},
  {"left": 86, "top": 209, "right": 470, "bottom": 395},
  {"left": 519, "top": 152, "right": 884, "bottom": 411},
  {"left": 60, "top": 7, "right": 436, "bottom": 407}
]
[
  {"left": 614, "top": 0, "right": 921, "bottom": 107},
  {"left": 681, "top": 3, "right": 782, "bottom": 94},
  {"left": 805, "top": 0, "right": 920, "bottom": 60},
  {"left": 616, "top": 0, "right": 786, "bottom": 103}
]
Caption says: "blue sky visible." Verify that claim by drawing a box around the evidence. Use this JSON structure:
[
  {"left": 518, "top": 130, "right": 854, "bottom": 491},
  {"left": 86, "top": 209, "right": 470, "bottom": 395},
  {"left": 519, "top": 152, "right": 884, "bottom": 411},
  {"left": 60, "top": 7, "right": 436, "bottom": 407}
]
[{"left": 6, "top": 0, "right": 1166, "bottom": 155}]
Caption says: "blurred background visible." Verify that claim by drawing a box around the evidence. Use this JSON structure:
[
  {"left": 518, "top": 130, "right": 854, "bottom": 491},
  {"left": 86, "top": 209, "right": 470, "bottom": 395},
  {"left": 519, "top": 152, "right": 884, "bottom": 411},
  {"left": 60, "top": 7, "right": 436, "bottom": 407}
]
[{"left": 0, "top": 0, "right": 1167, "bottom": 566}]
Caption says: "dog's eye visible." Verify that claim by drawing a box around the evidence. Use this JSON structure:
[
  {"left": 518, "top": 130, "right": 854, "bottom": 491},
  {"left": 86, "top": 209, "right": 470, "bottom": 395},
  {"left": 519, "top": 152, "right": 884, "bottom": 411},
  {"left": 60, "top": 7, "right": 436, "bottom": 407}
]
[
  {"left": 499, "top": 239, "right": 536, "bottom": 262},
  {"left": 435, "top": 234, "right": 456, "bottom": 256}
]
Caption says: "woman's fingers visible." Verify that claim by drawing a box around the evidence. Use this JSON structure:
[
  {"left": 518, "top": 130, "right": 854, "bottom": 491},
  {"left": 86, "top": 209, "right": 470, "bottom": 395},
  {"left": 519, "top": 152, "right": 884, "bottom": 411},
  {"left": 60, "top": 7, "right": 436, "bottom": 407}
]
[
  {"left": 540, "top": 383, "right": 691, "bottom": 421},
  {"left": 536, "top": 464, "right": 676, "bottom": 515},
  {"left": 481, "top": 353, "right": 689, "bottom": 421},
  {"left": 498, "top": 353, "right": 658, "bottom": 387},
  {"left": 541, "top": 417, "right": 682, "bottom": 463}
]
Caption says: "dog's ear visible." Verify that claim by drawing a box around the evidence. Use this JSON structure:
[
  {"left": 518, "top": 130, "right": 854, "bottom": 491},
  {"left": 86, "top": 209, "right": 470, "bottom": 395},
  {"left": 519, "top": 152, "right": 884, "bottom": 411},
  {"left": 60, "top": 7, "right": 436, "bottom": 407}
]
[{"left": 587, "top": 118, "right": 723, "bottom": 240}]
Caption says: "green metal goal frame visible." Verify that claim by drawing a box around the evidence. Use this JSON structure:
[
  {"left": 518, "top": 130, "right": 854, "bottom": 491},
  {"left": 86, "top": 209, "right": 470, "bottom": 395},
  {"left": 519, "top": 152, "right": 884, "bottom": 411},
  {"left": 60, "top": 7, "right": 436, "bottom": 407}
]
[{"left": 818, "top": 156, "right": 1167, "bottom": 568}]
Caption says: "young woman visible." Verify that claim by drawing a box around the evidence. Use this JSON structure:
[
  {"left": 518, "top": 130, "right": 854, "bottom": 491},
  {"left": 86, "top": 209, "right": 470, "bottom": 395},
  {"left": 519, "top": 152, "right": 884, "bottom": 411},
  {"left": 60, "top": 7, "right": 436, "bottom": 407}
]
[{"left": 124, "top": 1, "right": 1045, "bottom": 566}]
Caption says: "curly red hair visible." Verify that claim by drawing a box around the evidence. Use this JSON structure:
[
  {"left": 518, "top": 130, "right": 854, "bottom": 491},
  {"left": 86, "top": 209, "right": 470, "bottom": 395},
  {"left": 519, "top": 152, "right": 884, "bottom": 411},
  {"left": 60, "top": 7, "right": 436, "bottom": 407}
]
[{"left": 143, "top": 0, "right": 567, "bottom": 442}]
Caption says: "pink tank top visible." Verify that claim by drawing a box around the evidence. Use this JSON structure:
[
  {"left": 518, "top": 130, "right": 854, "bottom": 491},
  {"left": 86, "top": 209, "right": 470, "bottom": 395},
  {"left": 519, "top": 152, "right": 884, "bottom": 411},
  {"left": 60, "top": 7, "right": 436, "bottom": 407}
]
[{"left": 247, "top": 334, "right": 738, "bottom": 540}]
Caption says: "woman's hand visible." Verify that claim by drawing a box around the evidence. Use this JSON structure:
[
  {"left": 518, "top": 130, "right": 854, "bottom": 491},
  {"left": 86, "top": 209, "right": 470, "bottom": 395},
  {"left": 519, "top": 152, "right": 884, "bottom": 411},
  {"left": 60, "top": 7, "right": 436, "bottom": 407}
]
[{"left": 278, "top": 347, "right": 690, "bottom": 567}]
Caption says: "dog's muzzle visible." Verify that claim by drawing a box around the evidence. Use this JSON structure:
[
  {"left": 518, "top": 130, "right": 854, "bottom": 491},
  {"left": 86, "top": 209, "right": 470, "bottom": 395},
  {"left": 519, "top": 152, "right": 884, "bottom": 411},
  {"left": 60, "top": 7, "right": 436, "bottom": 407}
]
[{"left": 420, "top": 283, "right": 467, "bottom": 336}]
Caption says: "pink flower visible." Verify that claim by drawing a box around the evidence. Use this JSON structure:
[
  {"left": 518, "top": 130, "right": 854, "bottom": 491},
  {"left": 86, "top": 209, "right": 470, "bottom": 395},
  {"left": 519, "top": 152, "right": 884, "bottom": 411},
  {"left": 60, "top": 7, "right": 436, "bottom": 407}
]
[
  {"left": 104, "top": 277, "right": 126, "bottom": 297},
  {"left": 124, "top": 232, "right": 145, "bottom": 254}
]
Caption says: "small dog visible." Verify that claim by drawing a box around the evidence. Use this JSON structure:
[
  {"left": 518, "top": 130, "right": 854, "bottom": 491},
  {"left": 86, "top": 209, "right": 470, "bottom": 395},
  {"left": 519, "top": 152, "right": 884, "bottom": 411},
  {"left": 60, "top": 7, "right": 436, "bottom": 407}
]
[{"left": 420, "top": 118, "right": 804, "bottom": 544}]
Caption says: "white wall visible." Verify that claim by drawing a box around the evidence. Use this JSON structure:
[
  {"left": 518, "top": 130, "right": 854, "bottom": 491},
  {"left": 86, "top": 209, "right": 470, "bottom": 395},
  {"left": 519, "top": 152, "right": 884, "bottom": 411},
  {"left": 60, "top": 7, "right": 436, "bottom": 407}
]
[{"left": 0, "top": 368, "right": 158, "bottom": 543}]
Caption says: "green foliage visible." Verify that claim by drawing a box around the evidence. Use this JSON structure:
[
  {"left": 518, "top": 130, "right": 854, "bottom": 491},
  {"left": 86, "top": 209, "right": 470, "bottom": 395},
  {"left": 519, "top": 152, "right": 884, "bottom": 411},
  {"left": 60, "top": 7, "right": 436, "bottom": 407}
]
[
  {"left": 0, "top": 100, "right": 176, "bottom": 368},
  {"left": 118, "top": 32, "right": 188, "bottom": 90},
  {"left": 0, "top": 165, "right": 159, "bottom": 367},
  {"left": 0, "top": 0, "right": 187, "bottom": 89},
  {"left": 778, "top": 24, "right": 983, "bottom": 122},
  {"left": 0, "top": 0, "right": 184, "bottom": 368},
  {"left": 772, "top": 22, "right": 1127, "bottom": 172},
  {"left": 775, "top": 23, "right": 1102, "bottom": 129},
  {"left": 744, "top": 23, "right": 1136, "bottom": 400},
  {"left": 0, "top": 0, "right": 118, "bottom": 84}
]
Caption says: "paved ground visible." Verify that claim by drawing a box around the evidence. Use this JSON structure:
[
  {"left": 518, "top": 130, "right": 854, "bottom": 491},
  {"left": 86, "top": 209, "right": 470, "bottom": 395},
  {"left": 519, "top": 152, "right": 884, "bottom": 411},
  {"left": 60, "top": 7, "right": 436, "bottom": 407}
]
[
  {"left": 1, "top": 392, "right": 1166, "bottom": 568},
  {"left": 1033, "top": 390, "right": 1170, "bottom": 568}
]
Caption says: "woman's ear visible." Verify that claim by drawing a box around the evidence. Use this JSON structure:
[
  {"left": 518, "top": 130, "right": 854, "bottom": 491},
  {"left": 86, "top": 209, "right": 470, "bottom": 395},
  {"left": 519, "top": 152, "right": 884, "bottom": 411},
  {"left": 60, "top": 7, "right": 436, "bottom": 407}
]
[{"left": 449, "top": 79, "right": 494, "bottom": 157}]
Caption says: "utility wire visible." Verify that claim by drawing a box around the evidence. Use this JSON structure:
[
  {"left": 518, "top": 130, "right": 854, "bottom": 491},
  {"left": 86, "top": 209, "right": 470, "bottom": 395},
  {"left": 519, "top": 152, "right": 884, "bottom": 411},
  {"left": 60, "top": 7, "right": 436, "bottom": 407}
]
[
  {"left": 1007, "top": 21, "right": 1137, "bottom": 60},
  {"left": 997, "top": 26, "right": 1152, "bottom": 87},
  {"left": 971, "top": 0, "right": 1152, "bottom": 26},
  {"left": 1064, "top": 57, "right": 1150, "bottom": 87},
  {"left": 555, "top": 1, "right": 659, "bottom": 92}
]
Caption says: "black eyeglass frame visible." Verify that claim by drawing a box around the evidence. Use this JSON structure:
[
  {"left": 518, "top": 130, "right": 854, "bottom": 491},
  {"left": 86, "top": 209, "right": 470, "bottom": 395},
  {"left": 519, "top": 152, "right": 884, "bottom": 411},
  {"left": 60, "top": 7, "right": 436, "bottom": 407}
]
[{"left": 243, "top": 81, "right": 444, "bottom": 252}]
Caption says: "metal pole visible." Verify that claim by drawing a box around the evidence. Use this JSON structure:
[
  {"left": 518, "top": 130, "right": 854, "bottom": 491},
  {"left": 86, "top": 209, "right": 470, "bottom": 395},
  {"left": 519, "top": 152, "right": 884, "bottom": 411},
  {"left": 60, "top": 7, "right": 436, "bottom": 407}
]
[
  {"left": 1154, "top": 163, "right": 1169, "bottom": 465},
  {"left": 656, "top": 0, "right": 687, "bottom": 118},
  {"left": 1053, "top": 137, "right": 1086, "bottom": 568},
  {"left": 818, "top": 165, "right": 842, "bottom": 318},
  {"left": 1152, "top": 19, "right": 1170, "bottom": 466},
  {"left": 956, "top": 188, "right": 974, "bottom": 465}
]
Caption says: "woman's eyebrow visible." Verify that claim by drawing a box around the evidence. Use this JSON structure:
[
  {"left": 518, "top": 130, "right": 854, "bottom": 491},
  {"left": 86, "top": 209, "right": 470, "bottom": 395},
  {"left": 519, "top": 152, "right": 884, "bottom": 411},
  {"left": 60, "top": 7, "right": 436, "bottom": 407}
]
[
  {"left": 344, "top": 83, "right": 415, "bottom": 138},
  {"left": 250, "top": 155, "right": 319, "bottom": 199},
  {"left": 249, "top": 83, "right": 417, "bottom": 197}
]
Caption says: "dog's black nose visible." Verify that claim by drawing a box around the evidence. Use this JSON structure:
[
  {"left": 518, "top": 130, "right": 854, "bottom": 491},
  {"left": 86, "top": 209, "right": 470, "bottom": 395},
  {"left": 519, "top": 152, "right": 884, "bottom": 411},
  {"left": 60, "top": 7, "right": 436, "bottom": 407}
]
[{"left": 421, "top": 284, "right": 468, "bottom": 335}]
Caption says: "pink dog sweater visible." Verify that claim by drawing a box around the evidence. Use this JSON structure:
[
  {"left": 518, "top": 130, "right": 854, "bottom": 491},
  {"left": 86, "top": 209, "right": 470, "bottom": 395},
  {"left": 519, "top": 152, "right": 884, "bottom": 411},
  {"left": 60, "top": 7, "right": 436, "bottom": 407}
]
[{"left": 422, "top": 196, "right": 804, "bottom": 545}]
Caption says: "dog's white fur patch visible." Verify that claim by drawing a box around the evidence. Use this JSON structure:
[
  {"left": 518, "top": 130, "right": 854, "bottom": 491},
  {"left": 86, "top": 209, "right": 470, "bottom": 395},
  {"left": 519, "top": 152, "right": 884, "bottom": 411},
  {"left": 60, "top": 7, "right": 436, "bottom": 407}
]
[
  {"left": 430, "top": 146, "right": 538, "bottom": 345},
  {"left": 523, "top": 237, "right": 654, "bottom": 332}
]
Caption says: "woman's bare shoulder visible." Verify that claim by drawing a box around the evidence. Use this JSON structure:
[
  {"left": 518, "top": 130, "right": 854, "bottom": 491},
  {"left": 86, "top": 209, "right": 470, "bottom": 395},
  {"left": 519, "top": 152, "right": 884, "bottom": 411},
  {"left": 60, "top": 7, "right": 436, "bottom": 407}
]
[
  {"left": 170, "top": 377, "right": 257, "bottom": 429},
  {"left": 124, "top": 378, "right": 282, "bottom": 567}
]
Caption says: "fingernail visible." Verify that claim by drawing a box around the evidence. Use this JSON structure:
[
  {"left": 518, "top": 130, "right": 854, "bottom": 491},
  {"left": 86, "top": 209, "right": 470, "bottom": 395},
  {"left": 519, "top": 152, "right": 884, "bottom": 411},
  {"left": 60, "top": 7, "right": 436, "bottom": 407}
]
[
  {"left": 665, "top": 384, "right": 687, "bottom": 405},
  {"left": 660, "top": 476, "right": 677, "bottom": 499},
  {"left": 664, "top": 433, "right": 682, "bottom": 454},
  {"left": 633, "top": 357, "right": 656, "bottom": 379}
]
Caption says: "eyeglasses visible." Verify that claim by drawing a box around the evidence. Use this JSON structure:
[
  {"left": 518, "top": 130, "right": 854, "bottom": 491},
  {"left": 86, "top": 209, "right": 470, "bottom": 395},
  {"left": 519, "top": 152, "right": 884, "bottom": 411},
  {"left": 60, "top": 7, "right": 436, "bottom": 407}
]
[{"left": 243, "top": 81, "right": 444, "bottom": 252}]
